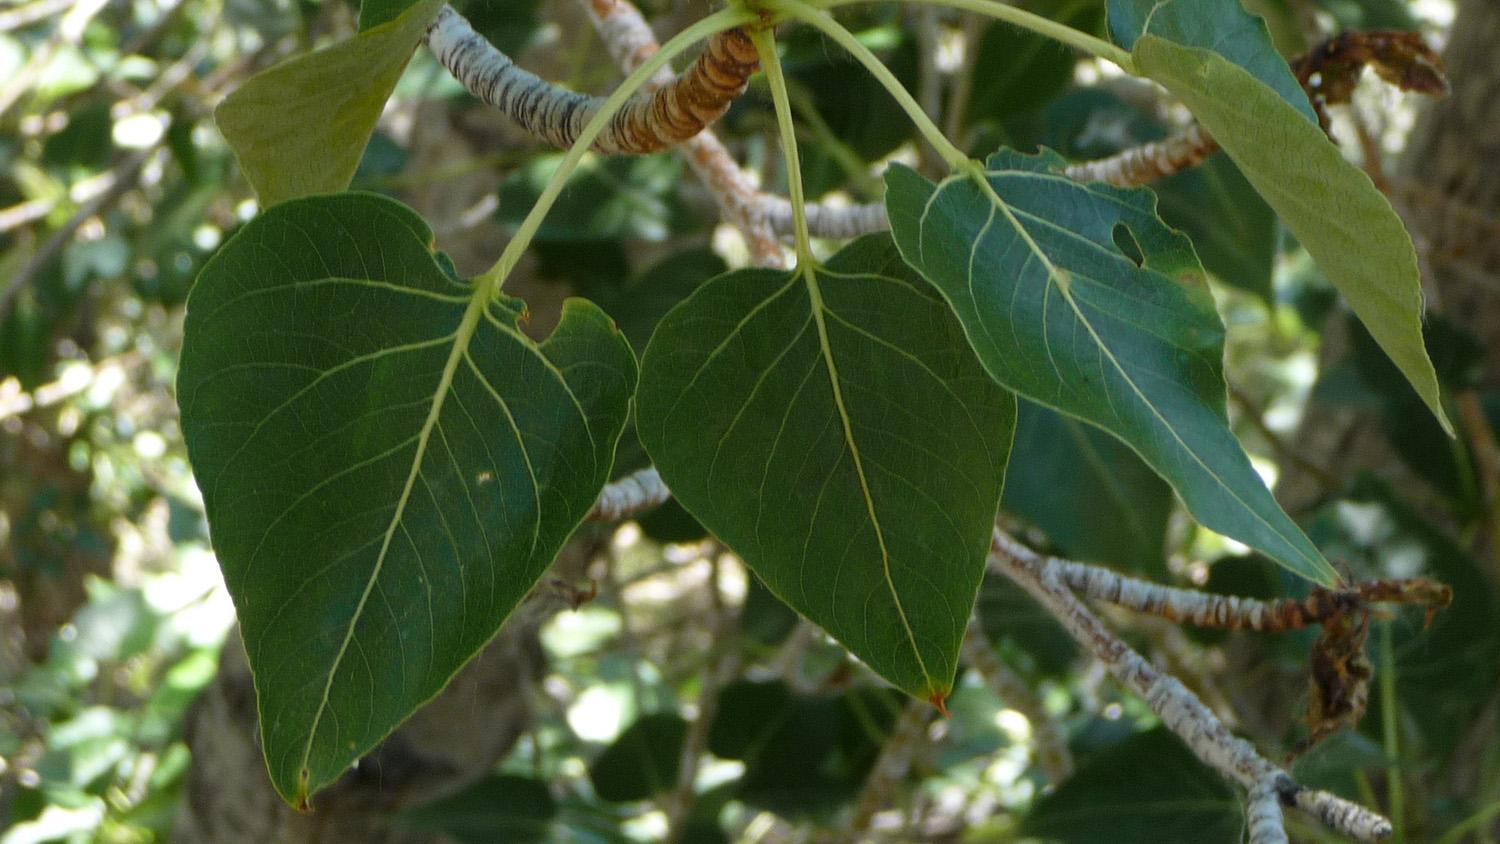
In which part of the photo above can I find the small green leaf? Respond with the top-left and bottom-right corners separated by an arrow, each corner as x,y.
589,713 -> 690,802
1131,33 -> 1451,435
177,193 -> 636,805
886,152 -> 1337,586
215,0 -> 443,207
636,235 -> 1016,701
1108,0 -> 1318,124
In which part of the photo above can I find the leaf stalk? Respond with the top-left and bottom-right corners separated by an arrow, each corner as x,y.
770,0 -> 972,172
809,0 -> 1135,72
471,6 -> 756,298
749,26 -> 815,264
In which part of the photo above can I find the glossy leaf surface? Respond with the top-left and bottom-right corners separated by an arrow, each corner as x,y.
216,0 -> 443,207
1130,31 -> 1450,434
886,151 -> 1336,586
636,235 -> 1016,700
177,193 -> 636,805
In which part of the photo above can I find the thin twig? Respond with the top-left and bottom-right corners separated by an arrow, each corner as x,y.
1063,123 -> 1220,187
426,4 -> 759,156
989,528 -> 1394,843
663,553 -> 742,844
0,0 -> 75,32
1249,777 -> 1291,844
0,148 -> 154,319
0,0 -> 110,119
1050,555 -> 1448,631
590,465 -> 672,521
835,698 -> 932,844
961,618 -> 1073,782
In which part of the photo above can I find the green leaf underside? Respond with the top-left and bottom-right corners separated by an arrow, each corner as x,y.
176,193 -> 635,805
1132,35 -> 1451,435
1108,0 -> 1319,124
216,0 -> 444,207
885,151 -> 1336,586
636,235 -> 1016,699
359,0 -> 420,31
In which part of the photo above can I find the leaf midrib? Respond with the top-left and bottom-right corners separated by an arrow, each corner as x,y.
295,281 -> 493,794
801,263 -> 935,692
953,171 -> 1320,576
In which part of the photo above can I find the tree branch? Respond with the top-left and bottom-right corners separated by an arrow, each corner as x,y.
425,4 -> 759,156
837,698 -> 932,844
961,618 -> 1073,782
589,466 -> 671,521
988,528 -> 1394,843
584,459 -> 1400,842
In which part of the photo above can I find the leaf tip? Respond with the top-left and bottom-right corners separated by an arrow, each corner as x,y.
294,770 -> 313,812
926,690 -> 951,717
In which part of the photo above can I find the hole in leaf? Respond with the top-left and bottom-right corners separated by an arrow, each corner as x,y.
1112,222 -> 1145,268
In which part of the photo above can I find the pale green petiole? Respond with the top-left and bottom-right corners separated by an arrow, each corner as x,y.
770,0 -> 974,172
749,27 -> 813,264
471,6 -> 757,298
809,0 -> 1134,72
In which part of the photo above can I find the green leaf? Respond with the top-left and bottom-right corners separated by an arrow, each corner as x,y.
1130,33 -> 1452,435
589,713 -> 690,802
1108,0 -> 1318,124
359,0 -> 418,30
636,234 -> 1016,701
393,775 -> 557,843
1023,727 -> 1241,843
1004,398 -> 1172,578
176,192 -> 636,805
708,680 -> 904,818
885,151 -> 1336,586
965,0 -> 1102,126
215,0 -> 443,207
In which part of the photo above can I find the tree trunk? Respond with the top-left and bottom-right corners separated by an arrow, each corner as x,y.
170,619 -> 544,844
1278,0 -> 1500,515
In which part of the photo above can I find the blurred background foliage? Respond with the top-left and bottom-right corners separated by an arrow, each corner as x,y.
1,0 -> 1499,841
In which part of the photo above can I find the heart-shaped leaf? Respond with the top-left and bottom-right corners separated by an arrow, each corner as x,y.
636,234 -> 1016,701
1126,26 -> 1450,435
216,0 -> 443,207
177,192 -> 636,805
886,150 -> 1337,586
